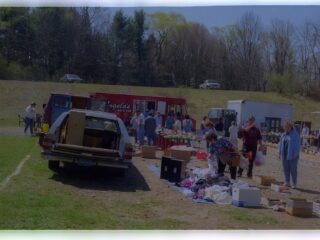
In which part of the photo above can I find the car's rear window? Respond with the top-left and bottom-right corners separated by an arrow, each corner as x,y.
85,117 -> 118,132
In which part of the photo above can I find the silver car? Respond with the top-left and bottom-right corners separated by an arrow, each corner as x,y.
41,109 -> 134,175
199,79 -> 221,89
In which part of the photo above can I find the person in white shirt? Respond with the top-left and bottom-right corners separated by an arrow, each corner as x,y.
24,102 -> 36,136
137,110 -> 145,146
154,111 -> 163,129
130,111 -> 139,142
174,113 -> 182,134
229,121 -> 238,149
301,124 -> 310,147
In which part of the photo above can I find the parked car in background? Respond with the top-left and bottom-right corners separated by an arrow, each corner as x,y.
199,79 -> 221,89
60,74 -> 83,83
41,109 -> 134,175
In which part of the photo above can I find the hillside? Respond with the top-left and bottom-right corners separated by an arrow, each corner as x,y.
1,80 -> 320,128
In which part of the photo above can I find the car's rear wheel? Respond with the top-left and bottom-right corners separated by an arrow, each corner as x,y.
48,160 -> 60,172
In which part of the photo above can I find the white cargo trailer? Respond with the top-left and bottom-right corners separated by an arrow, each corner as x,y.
227,100 -> 293,132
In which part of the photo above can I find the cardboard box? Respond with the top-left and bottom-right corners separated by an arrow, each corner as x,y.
261,197 -> 281,208
271,183 -> 290,193
65,111 -> 86,145
286,198 -> 313,217
232,187 -> 261,207
169,145 -> 194,162
254,175 -> 277,186
141,145 -> 157,159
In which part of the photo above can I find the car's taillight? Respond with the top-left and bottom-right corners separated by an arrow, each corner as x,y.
124,143 -> 134,161
42,135 -> 53,149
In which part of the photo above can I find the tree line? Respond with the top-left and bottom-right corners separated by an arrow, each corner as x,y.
1,7 -> 320,98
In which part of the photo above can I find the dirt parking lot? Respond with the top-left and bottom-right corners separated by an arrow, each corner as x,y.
55,147 -> 320,229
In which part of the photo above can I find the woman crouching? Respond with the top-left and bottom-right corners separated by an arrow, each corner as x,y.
206,132 -> 238,180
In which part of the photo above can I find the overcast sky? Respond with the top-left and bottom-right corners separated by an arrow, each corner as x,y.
1,1 -> 319,29
108,5 -> 320,29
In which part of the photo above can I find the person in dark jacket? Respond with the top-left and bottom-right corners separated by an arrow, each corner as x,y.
215,118 -> 224,137
144,112 -> 157,145
206,132 -> 237,180
237,116 -> 263,178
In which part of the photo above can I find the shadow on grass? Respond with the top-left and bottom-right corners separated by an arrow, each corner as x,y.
295,187 -> 320,195
49,165 -> 150,192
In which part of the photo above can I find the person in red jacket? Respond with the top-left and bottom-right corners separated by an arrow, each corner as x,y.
237,116 -> 263,178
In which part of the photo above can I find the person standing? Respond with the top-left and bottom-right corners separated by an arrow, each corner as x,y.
130,111 -> 139,143
174,113 -> 182,133
165,113 -> 174,130
144,112 -> 157,145
24,102 -> 36,136
154,111 -> 163,129
301,124 -> 310,148
137,110 -> 145,146
278,122 -> 301,188
200,116 -> 208,135
215,118 -> 224,137
237,116 -> 263,178
182,114 -> 193,133
229,121 -> 238,149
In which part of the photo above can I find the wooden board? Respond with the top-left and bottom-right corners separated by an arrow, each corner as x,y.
65,111 -> 86,145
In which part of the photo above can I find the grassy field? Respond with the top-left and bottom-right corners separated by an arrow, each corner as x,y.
0,136 -> 186,229
0,136 -> 36,182
0,80 -> 320,128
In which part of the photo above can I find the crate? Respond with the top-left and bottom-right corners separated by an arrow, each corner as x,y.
160,156 -> 186,183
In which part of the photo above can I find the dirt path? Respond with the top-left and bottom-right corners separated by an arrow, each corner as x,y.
50,147 -> 320,229
0,127 -> 26,136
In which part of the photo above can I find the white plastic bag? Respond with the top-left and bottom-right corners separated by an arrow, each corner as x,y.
255,151 -> 266,166
239,155 -> 249,169
204,185 -> 232,204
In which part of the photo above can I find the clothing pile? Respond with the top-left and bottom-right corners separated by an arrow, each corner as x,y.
176,167 -> 249,204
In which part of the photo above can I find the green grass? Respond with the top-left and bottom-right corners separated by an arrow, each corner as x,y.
221,207 -> 279,226
0,136 -> 36,182
0,80 -> 320,128
0,137 -> 187,229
